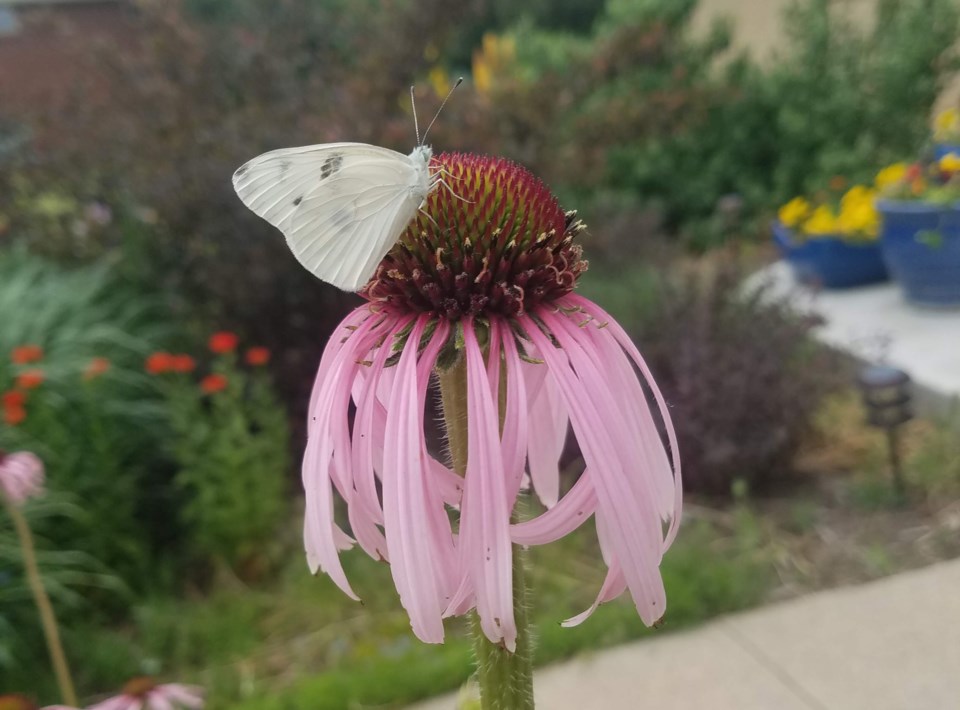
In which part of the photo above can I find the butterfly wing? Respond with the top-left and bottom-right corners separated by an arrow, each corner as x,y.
232,142 -> 429,292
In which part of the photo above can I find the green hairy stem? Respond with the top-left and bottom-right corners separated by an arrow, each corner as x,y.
438,354 -> 535,710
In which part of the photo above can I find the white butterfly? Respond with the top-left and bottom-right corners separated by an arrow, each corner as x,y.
233,143 -> 435,291
232,81 -> 461,293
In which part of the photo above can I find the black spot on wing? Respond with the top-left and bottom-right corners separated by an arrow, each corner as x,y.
293,196 -> 303,206
321,153 -> 344,180
235,164 -> 249,177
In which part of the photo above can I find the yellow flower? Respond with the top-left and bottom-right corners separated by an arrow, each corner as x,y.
803,205 -> 838,235
472,54 -> 492,95
778,196 -> 811,228
938,152 -> 960,173
837,200 -> 879,238
875,162 -> 907,190
428,66 -> 451,98
840,185 -> 875,208
472,32 -> 516,97
935,108 -> 960,141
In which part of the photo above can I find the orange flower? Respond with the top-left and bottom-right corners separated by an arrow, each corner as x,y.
145,352 -> 174,375
84,357 -> 111,381
245,347 -> 270,366
200,373 -> 228,394
1,390 -> 25,408
16,370 -> 44,390
209,331 -> 239,354
11,344 -> 43,365
3,405 -> 26,426
828,175 -> 848,191
170,354 -> 196,373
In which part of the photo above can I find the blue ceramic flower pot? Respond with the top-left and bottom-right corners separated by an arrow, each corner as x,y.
933,143 -> 960,160
876,200 -> 960,307
772,222 -> 889,289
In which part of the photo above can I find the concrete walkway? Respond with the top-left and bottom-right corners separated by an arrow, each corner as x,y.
411,558 -> 960,710
752,262 -> 960,414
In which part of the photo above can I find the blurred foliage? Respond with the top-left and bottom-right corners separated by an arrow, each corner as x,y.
0,0 -> 482,417
0,493 -> 124,685
1,0 -> 956,383
17,504 -> 770,707
161,348 -> 289,573
635,258 -> 842,494
0,250 -> 173,580
471,0 -> 960,248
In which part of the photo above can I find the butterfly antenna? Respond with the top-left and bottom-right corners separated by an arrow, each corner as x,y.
421,77 -> 463,145
410,85 -> 422,146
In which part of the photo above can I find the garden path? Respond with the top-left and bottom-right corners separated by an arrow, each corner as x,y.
753,261 -> 960,415
411,557 -> 960,709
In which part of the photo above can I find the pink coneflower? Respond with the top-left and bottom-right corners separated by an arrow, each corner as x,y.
0,451 -> 44,505
302,153 -> 681,652
87,678 -> 203,710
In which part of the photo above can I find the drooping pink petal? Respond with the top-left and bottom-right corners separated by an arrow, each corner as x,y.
565,294 -> 683,545
155,684 -> 203,709
427,456 -> 464,508
413,319 -> 459,598
146,693 -> 174,710
354,332 -> 463,510
549,312 -> 672,553
306,305 -> 378,436
562,561 -> 627,627
564,509 -> 629,626
302,311 -> 386,598
498,322 -> 529,504
459,320 -> 516,651
87,698 -> 141,710
348,315 -> 412,562
524,365 -> 567,508
381,317 -> 455,643
584,322 -> 675,522
511,468 -> 597,546
525,312 -> 666,626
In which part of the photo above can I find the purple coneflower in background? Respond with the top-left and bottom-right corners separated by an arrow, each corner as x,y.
302,153 -> 681,654
86,679 -> 203,710
0,451 -> 44,505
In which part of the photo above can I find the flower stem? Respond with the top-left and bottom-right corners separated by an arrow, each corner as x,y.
3,495 -> 78,706
438,355 -> 535,710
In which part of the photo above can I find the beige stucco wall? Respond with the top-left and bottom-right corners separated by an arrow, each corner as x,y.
690,0 -> 957,114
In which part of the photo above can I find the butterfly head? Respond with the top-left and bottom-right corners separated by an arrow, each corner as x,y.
412,145 -> 433,166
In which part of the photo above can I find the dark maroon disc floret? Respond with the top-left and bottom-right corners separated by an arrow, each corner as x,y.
364,153 -> 588,320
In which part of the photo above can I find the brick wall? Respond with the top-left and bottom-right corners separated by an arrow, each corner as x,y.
0,1 -> 139,120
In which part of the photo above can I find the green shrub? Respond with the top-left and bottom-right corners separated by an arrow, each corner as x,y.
154,340 -> 289,572
604,0 -> 960,245
0,250 -> 175,582
451,0 -> 960,248
0,491 -> 124,692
